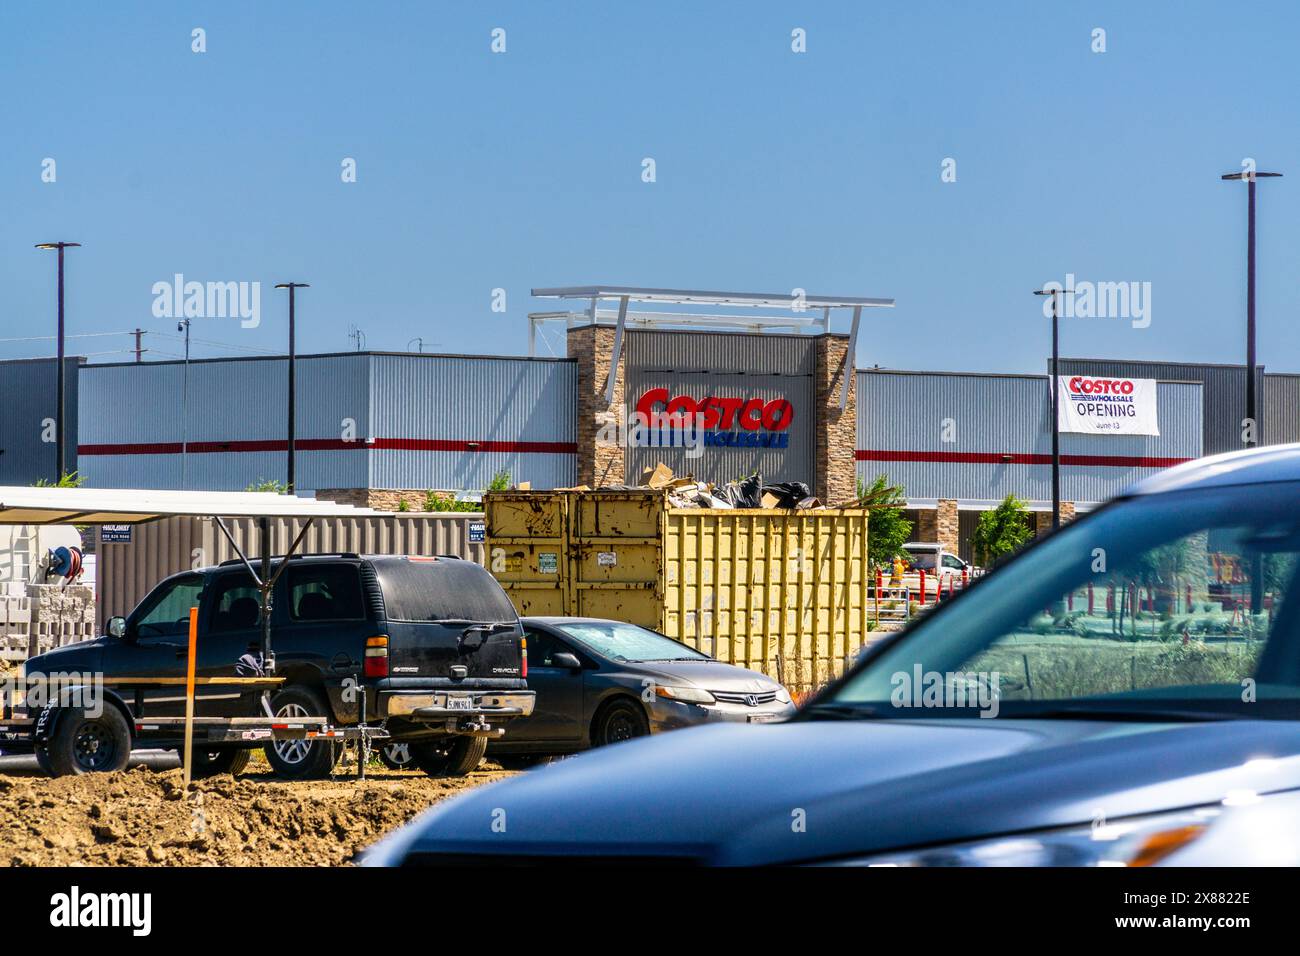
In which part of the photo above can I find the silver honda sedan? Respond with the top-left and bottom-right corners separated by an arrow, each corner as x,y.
485,617 -> 794,765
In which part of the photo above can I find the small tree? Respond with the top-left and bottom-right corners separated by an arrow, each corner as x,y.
33,471 -> 86,488
856,474 -> 912,570
971,495 -> 1032,567
246,479 -> 289,494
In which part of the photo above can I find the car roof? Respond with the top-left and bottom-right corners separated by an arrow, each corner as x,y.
1124,442 -> 1300,497
522,616 -> 625,626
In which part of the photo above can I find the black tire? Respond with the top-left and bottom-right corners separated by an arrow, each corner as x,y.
45,707 -> 132,777
188,747 -> 252,779
377,742 -> 413,771
409,735 -> 488,777
33,744 -> 54,777
262,686 -> 340,780
594,698 -> 650,748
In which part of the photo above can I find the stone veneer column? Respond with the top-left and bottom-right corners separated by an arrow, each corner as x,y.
915,508 -> 938,542
1034,503 -> 1077,536
567,324 -> 625,488
812,333 -> 857,505
936,499 -> 959,555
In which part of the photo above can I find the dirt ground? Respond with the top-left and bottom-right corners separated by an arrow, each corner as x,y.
0,751 -> 513,867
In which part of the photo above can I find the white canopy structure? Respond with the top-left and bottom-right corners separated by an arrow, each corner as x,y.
0,486 -> 382,526
528,284 -> 895,409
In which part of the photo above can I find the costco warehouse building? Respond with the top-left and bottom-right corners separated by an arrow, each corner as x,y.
3,290 -> 1291,562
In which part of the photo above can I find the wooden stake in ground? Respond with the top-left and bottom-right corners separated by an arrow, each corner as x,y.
181,606 -> 199,790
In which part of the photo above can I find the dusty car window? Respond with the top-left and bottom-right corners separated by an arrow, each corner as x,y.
835,483 -> 1300,717
554,621 -> 708,663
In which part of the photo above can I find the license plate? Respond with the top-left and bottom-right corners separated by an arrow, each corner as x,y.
444,695 -> 474,712
747,713 -> 782,723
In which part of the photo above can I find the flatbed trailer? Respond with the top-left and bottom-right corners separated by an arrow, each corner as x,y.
0,673 -> 393,778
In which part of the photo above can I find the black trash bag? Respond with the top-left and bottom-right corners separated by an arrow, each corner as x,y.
760,481 -> 811,508
718,474 -> 763,508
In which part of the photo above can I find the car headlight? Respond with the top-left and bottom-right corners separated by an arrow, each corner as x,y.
775,687 -> 793,705
832,807 -> 1222,867
654,685 -> 716,705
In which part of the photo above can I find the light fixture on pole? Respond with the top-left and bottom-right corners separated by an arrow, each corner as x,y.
1222,166 -> 1281,616
1220,168 -> 1281,448
1034,287 -> 1075,531
274,282 -> 309,493
34,241 -> 81,482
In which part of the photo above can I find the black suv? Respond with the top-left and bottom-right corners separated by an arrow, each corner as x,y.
24,553 -> 533,779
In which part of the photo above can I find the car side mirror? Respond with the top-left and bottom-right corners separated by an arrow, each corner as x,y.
108,616 -> 129,640
551,651 -> 583,670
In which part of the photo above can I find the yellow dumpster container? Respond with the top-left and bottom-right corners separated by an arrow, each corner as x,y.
485,489 -> 871,694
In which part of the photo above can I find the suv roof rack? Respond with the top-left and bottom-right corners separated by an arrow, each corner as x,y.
217,552 -> 361,567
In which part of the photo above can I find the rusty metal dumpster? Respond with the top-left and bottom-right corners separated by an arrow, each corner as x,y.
485,489 -> 871,693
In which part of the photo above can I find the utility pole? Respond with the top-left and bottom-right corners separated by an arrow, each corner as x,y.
1034,286 -> 1075,531
35,241 -> 81,482
274,283 -> 309,493
133,328 -> 145,363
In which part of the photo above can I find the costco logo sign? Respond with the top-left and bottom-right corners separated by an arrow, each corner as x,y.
632,388 -> 794,449
1057,376 -> 1160,436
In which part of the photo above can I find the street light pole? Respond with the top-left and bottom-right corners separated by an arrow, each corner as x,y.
1221,168 -> 1281,448
274,283 -> 309,493
1034,287 -> 1074,531
178,318 -> 192,488
35,241 -> 81,482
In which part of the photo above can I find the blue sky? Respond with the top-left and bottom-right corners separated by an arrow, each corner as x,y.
3,0 -> 1299,374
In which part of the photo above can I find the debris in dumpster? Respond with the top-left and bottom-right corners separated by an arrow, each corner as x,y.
591,463 -> 834,510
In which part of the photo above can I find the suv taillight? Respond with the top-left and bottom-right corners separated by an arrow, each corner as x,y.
364,635 -> 389,678
520,635 -> 527,678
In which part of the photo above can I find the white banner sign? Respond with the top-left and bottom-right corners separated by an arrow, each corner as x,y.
1057,376 -> 1159,436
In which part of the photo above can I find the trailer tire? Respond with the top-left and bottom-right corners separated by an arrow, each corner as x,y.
263,686 -> 340,780
409,735 -> 487,777
189,747 -> 252,779
45,707 -> 132,777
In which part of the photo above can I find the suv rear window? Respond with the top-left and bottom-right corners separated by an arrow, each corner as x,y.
287,564 -> 365,621
373,558 -> 518,624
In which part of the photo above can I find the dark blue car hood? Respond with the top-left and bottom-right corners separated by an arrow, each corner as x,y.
393,717 -> 1300,864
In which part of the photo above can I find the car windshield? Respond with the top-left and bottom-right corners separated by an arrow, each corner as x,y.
552,621 -> 709,663
822,481 -> 1300,721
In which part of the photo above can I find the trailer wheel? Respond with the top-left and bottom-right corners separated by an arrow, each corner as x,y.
45,707 -> 132,777
189,747 -> 252,779
263,686 -> 340,780
409,735 -> 487,777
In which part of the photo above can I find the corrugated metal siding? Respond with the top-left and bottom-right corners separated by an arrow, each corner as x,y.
367,354 -> 576,490
1057,358 -> 1266,455
1264,373 -> 1300,445
95,513 -> 486,631
856,370 -> 1203,506
623,330 -> 815,484
0,358 -> 80,484
78,355 -> 370,491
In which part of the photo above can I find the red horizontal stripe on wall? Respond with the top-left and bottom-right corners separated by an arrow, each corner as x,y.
855,449 -> 1192,469
78,438 -> 578,456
